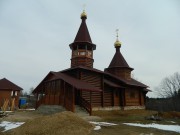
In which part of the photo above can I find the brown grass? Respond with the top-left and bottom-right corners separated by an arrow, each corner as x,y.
1,109 -> 180,135
90,110 -> 180,135
92,109 -> 157,117
89,123 -> 179,135
92,109 -> 157,122
159,111 -> 180,118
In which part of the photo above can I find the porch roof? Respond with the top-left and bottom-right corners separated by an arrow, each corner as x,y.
51,72 -> 102,92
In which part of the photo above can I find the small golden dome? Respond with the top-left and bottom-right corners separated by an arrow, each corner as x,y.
114,39 -> 121,47
81,10 -> 87,18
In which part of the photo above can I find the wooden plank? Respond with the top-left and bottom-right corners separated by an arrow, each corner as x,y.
72,87 -> 75,112
81,71 -> 101,89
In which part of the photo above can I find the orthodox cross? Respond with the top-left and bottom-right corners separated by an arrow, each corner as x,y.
83,4 -> 86,11
116,29 -> 119,40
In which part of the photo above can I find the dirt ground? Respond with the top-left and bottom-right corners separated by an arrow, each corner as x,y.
0,109 -> 180,135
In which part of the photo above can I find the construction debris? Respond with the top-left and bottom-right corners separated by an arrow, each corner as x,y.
145,115 -> 163,121
0,112 -> 8,118
1,98 -> 16,112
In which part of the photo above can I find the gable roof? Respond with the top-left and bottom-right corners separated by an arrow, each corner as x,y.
108,47 -> 133,70
51,72 -> 102,92
0,78 -> 23,91
61,66 -> 148,88
33,65 -> 148,94
33,71 -> 102,93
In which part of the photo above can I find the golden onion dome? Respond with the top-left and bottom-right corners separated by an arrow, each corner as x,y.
81,10 -> 87,18
114,39 -> 121,47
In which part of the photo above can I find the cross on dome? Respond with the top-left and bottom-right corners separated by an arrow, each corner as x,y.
81,4 -> 87,19
114,29 -> 121,47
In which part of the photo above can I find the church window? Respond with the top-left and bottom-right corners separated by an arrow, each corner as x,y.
80,52 -> 86,55
78,45 -> 86,49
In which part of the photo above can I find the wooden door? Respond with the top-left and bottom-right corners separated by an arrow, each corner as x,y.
114,89 -> 120,106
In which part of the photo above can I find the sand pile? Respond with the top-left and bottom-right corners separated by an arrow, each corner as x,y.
5,111 -> 93,135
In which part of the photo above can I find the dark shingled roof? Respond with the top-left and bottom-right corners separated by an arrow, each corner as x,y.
108,47 -> 133,70
51,72 -> 102,92
61,66 -> 148,88
69,13 -> 96,50
128,78 -> 148,88
104,72 -> 148,88
61,66 -> 104,74
0,78 -> 23,91
33,71 -> 102,93
104,79 -> 124,88
74,16 -> 92,43
33,66 -> 148,94
143,88 -> 152,92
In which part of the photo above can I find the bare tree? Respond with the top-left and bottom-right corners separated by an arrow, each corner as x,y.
21,91 -> 28,96
152,72 -> 180,111
156,72 -> 180,98
29,87 -> 34,95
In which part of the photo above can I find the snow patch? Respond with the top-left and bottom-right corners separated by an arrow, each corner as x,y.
94,125 -> 101,130
27,108 -> 35,111
0,121 -> 25,132
168,121 -> 176,124
19,108 -> 35,111
90,121 -> 117,126
123,123 -> 180,133
0,111 -> 13,113
90,121 -> 117,130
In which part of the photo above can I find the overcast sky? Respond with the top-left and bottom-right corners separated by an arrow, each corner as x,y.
0,0 -> 179,97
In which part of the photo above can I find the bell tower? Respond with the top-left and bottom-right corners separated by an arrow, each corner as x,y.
69,10 -> 96,68
105,29 -> 134,80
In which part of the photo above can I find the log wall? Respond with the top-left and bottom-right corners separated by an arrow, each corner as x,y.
81,71 -> 102,107
105,68 -> 131,80
81,71 -> 101,89
71,57 -> 94,68
91,91 -> 101,107
82,91 -> 90,102
125,88 -> 140,106
37,80 -> 75,112
140,92 -> 145,105
114,90 -> 120,106
0,90 -> 20,107
104,85 -> 113,107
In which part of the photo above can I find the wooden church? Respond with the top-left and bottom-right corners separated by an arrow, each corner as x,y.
33,10 -> 150,115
